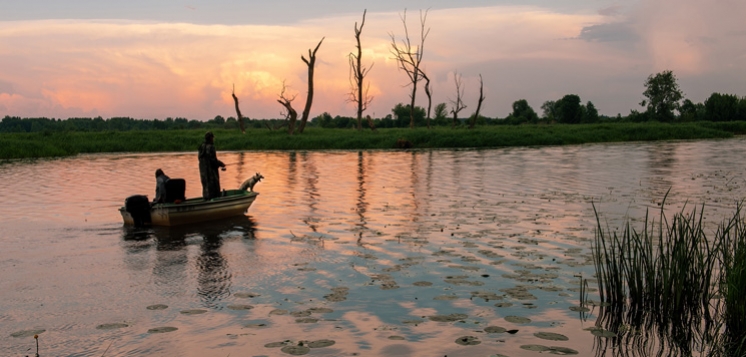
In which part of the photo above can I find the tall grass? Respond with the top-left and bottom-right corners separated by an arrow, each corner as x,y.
592,199 -> 746,356
2,121 -> 744,160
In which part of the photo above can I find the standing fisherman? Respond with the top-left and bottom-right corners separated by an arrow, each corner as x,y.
198,131 -> 226,200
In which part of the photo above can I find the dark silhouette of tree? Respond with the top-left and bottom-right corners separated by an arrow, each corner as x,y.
507,99 -> 538,124
276,81 -> 297,134
641,70 -> 683,122
348,10 -> 373,131
469,74 -> 485,129
556,94 -> 583,124
298,38 -> 324,133
231,84 -> 246,133
390,9 -> 429,129
583,101 -> 599,123
449,72 -> 467,128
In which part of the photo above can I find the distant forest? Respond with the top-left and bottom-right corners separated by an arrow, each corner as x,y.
2,89 -> 746,133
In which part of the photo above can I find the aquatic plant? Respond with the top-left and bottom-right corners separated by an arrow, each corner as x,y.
592,198 -> 746,356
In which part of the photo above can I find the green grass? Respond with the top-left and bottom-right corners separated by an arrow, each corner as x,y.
2,121 -> 746,160
592,198 -> 746,356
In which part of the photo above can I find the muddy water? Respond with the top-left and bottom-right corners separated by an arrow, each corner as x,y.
1,138 -> 745,357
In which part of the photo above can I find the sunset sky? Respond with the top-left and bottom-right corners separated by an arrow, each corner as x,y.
1,0 -> 745,121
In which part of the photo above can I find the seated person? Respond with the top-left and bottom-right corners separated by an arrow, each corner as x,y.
152,169 -> 170,205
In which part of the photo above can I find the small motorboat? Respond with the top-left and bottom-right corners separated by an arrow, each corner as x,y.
120,173 -> 263,227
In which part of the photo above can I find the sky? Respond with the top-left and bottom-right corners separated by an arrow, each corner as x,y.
1,0 -> 745,120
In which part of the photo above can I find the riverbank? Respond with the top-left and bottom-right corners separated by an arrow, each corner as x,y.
3,121 -> 746,160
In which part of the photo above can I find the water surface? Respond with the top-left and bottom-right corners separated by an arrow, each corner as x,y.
2,138 -> 745,356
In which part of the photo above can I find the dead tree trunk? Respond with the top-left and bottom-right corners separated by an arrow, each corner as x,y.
421,71 -> 432,129
298,38 -> 324,134
450,72 -> 467,128
277,82 -> 297,135
469,74 -> 485,129
231,84 -> 246,134
349,10 -> 373,131
390,9 -> 429,129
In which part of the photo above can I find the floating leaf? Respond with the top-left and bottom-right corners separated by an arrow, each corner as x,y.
295,318 -> 318,323
308,339 -> 335,348
227,304 -> 254,310
534,332 -> 569,341
244,323 -> 267,328
548,346 -> 579,355
281,345 -> 310,355
96,323 -> 128,330
434,295 -> 459,301
590,329 -> 617,338
495,302 -> 513,308
148,326 -> 178,334
484,326 -> 507,333
388,335 -> 406,340
10,329 -> 45,338
234,292 -> 260,298
146,304 -> 168,310
413,281 -> 433,286
180,309 -> 207,315
521,344 -> 550,352
455,336 -> 481,345
429,313 -> 468,322
505,316 -> 531,323
569,306 -> 590,312
270,309 -> 289,315
265,341 -> 290,348
308,307 -> 334,314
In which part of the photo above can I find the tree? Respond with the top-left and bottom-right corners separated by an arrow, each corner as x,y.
390,9 -> 430,129
556,94 -> 582,124
509,99 -> 538,124
392,103 -> 426,127
298,38 -> 324,133
469,74 -> 485,129
421,71 -> 433,129
348,10 -> 373,131
541,100 -> 557,122
641,70 -> 683,122
704,93 -> 743,122
449,72 -> 467,128
434,102 -> 448,125
230,85 -> 246,133
276,81 -> 297,134
583,101 -> 599,123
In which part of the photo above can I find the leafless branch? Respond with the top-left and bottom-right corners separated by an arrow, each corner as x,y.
450,71 -> 467,128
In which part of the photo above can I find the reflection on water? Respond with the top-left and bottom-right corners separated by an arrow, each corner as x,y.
1,138 -> 746,356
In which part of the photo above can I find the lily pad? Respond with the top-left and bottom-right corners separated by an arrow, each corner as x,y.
434,295 -> 459,301
281,345 -> 310,355
307,307 -> 334,314
96,323 -> 128,330
244,323 -> 267,328
308,339 -> 336,348
504,316 -> 531,323
291,310 -> 311,317
590,329 -> 617,338
388,335 -> 406,340
534,332 -> 569,341
521,344 -> 550,352
265,341 -> 290,348
234,292 -> 260,298
295,317 -> 318,323
455,336 -> 481,346
403,319 -> 425,326
495,302 -> 513,308
147,326 -> 178,334
180,309 -> 207,315
270,309 -> 289,315
10,329 -> 45,338
548,346 -> 579,355
146,304 -> 168,310
484,326 -> 507,333
569,306 -> 590,312
227,304 -> 254,310
429,313 -> 468,322
413,281 -> 433,286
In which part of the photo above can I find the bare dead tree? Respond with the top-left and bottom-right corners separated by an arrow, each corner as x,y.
276,81 -> 298,135
450,72 -> 467,128
365,115 -> 377,131
469,74 -> 485,129
348,10 -> 374,131
421,70 -> 432,129
390,9 -> 430,129
297,37 -> 324,134
231,84 -> 246,134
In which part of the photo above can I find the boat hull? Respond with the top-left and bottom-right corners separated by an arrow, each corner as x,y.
120,190 -> 258,226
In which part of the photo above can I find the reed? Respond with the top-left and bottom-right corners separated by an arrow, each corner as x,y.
2,121 -> 743,160
592,199 -> 746,356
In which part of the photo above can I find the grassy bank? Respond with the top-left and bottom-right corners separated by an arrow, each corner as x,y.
3,121 -> 746,160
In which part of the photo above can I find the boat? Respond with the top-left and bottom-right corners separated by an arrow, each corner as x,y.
120,173 -> 262,227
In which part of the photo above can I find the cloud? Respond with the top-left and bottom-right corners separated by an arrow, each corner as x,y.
578,22 -> 639,43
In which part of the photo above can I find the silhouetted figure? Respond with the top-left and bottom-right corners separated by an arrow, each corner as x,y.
152,168 -> 170,205
198,131 -> 226,200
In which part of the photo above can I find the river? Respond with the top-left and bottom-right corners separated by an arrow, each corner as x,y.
1,138 -> 745,356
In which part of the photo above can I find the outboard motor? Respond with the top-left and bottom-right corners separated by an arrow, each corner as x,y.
124,195 -> 151,227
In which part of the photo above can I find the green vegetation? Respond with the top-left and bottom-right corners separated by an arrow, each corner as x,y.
3,121 -> 746,160
592,199 -> 746,356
